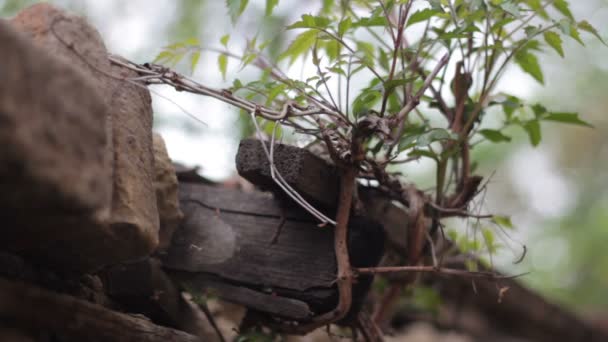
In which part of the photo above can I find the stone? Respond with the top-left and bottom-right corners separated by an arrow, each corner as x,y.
236,139 -> 340,209
153,133 -> 183,251
0,3 -> 159,271
0,19 -> 111,271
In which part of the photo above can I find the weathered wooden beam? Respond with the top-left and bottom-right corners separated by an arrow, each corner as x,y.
0,277 -> 201,342
162,183 -> 384,321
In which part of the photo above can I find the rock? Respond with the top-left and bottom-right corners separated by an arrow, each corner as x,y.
0,19 -> 111,271
236,139 -> 340,209
0,3 -> 159,272
153,133 -> 183,251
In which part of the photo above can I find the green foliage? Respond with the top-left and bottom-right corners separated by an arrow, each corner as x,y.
227,0 -> 249,23
411,286 -> 442,315
492,215 -> 514,230
235,329 -> 278,342
154,38 -> 202,73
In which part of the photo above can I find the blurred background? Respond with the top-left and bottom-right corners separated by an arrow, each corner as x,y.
2,0 -> 607,317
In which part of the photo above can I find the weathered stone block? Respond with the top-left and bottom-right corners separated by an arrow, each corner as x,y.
0,3 -> 159,271
236,139 -> 340,209
153,133 -> 183,251
0,18 -> 110,271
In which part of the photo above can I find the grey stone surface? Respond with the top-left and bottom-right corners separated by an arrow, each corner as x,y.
153,133 -> 183,251
0,3 -> 159,271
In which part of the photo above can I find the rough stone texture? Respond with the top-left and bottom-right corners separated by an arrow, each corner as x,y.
236,139 -> 340,209
0,19 -> 112,271
0,3 -> 158,271
153,133 -> 183,251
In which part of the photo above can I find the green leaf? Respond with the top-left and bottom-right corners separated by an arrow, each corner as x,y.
478,129 -> 511,143
164,42 -> 186,50
351,89 -> 381,117
412,286 -> 442,315
524,25 -> 540,38
416,129 -> 453,146
569,24 -> 585,46
338,17 -> 352,37
353,16 -> 388,27
501,95 -> 521,120
525,0 -> 548,19
426,0 -> 443,11
226,0 -> 249,23
407,9 -> 440,27
378,48 -> 390,71
263,121 -> 283,138
398,135 -> 418,152
265,0 -> 279,16
578,20 -> 607,46
218,54 -> 228,80
168,52 -> 185,66
279,29 -> 318,65
515,50 -> 544,84
543,31 -> 564,57
408,149 -> 438,160
241,53 -> 257,68
220,34 -> 230,47
356,41 -> 375,64
447,229 -> 459,242
287,14 -> 330,30
184,37 -> 200,46
232,78 -> 243,90
464,259 -> 479,272
544,112 -> 592,127
531,103 -> 547,118
557,19 -> 571,35
523,120 -> 541,146
190,51 -> 201,73
482,228 -> 497,253
553,0 -> 574,21
383,77 -> 417,94
492,215 -> 514,229
500,2 -> 521,18
154,50 -> 174,63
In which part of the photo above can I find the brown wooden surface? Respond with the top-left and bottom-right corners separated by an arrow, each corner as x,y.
162,182 -> 384,321
0,277 -> 201,342
169,271 -> 313,320
162,183 -> 338,319
165,183 -> 336,291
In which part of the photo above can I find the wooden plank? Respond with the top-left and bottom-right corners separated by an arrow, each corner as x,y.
0,277 -> 201,342
165,184 -> 336,291
236,139 -> 339,209
162,183 -> 385,320
169,271 -> 313,320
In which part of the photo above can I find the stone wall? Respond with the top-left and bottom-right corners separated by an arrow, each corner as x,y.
0,3 -> 182,273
